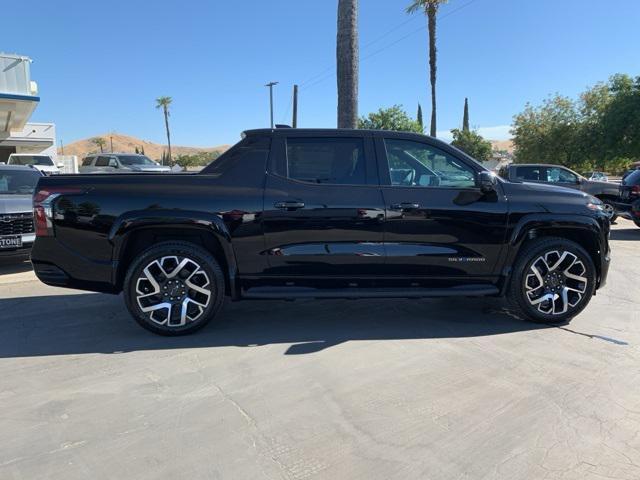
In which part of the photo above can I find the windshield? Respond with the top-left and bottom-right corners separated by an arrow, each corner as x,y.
117,155 -> 157,166
0,170 -> 41,194
9,155 -> 54,166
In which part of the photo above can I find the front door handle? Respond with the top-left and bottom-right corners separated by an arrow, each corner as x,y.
274,201 -> 305,210
391,202 -> 420,210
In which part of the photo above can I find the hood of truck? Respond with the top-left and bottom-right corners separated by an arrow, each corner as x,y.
501,180 -> 597,215
126,165 -> 172,173
0,193 -> 33,214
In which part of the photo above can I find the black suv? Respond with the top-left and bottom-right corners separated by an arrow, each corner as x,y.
498,164 -> 620,220
32,129 -> 610,335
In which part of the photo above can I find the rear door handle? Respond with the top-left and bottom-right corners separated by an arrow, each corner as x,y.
391,202 -> 420,210
274,201 -> 305,210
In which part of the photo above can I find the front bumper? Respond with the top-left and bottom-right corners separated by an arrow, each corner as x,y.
0,233 -> 34,258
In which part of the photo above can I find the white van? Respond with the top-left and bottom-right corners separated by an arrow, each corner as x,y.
7,153 -> 62,175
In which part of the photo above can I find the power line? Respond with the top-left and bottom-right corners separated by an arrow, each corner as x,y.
301,0 -> 480,92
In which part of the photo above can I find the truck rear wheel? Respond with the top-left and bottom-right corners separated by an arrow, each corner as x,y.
123,241 -> 226,335
507,237 -> 596,324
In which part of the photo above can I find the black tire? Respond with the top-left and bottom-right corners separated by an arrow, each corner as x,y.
507,237 -> 596,324
123,241 -> 226,336
601,200 -> 617,223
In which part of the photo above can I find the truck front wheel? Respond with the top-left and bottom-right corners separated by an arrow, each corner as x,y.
123,241 -> 226,335
507,237 -> 596,324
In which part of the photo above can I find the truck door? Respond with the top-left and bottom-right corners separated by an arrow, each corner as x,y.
376,136 -> 508,280
262,133 -> 386,279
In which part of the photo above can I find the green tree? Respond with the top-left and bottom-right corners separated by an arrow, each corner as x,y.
155,96 -> 173,165
406,0 -> 448,137
512,74 -> 640,174
358,105 -> 423,133
462,97 -> 470,132
175,151 -> 221,169
512,95 -> 585,169
417,103 -> 424,131
450,128 -> 492,162
337,0 -> 359,129
91,137 -> 106,153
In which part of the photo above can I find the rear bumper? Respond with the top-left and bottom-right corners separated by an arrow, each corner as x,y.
31,237 -> 118,293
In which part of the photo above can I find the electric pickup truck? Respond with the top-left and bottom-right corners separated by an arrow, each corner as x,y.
31,129 -> 611,335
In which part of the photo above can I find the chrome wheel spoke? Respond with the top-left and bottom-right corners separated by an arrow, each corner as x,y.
135,255 -> 212,327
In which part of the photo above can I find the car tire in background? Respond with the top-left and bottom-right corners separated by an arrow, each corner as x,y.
507,237 -> 596,324
123,241 -> 226,335
601,200 -> 618,223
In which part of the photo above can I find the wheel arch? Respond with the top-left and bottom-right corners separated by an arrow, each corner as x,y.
109,211 -> 238,297
500,214 -> 605,294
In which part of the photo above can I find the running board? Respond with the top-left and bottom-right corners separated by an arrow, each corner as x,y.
242,285 -> 499,300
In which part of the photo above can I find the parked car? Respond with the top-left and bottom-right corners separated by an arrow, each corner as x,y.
618,169 -> 640,226
31,129 -> 610,335
583,171 -> 609,182
79,153 -> 171,173
622,167 -> 640,182
630,199 -> 640,228
0,165 -> 41,258
7,153 -> 62,175
498,163 -> 620,220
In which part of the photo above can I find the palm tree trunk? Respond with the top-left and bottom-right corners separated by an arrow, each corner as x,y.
337,0 -> 359,129
163,106 -> 172,165
427,3 -> 437,137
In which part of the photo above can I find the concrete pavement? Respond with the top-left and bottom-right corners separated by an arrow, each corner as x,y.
1,222 -> 639,479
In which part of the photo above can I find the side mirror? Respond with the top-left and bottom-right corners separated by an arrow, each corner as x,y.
108,160 -> 118,168
478,171 -> 497,193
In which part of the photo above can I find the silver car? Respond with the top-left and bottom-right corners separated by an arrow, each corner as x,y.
79,153 -> 171,173
0,165 -> 41,259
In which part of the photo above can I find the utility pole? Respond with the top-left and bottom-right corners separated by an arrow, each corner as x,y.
60,139 -> 64,155
292,84 -> 299,128
265,81 -> 278,128
110,135 -> 114,153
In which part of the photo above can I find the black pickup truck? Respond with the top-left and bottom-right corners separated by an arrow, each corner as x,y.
32,129 -> 611,335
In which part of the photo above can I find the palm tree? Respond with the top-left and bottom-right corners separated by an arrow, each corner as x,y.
407,0 -> 448,137
155,96 -> 173,165
91,137 -> 106,153
462,97 -> 470,132
337,0 -> 359,129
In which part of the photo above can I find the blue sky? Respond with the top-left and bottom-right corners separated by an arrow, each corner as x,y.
4,0 -> 640,147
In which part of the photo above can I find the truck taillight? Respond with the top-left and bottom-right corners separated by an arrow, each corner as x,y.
33,187 -> 83,237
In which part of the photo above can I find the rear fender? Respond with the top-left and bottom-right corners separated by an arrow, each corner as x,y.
108,210 -> 238,295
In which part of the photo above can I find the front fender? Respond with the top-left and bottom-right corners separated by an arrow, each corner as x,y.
108,209 -> 238,291
497,213 -> 609,293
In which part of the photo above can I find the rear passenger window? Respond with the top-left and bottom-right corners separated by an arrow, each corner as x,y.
284,137 -> 366,185
95,156 -> 110,167
81,157 -> 93,166
515,167 -> 542,181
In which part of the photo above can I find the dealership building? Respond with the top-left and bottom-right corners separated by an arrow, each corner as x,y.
0,53 -> 56,164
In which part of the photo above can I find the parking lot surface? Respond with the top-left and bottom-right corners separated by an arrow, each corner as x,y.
1,223 -> 639,479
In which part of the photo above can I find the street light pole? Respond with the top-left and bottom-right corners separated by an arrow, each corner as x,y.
265,81 -> 278,128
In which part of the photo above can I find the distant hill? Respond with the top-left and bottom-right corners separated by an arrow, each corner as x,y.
59,133 -> 230,160
490,139 -> 514,154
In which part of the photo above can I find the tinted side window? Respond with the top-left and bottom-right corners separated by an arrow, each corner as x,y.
81,157 -> 94,166
514,166 -> 542,181
201,136 -> 271,186
384,139 -> 475,188
95,156 -> 110,167
284,137 -> 366,185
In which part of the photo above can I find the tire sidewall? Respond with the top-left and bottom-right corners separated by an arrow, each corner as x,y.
123,242 -> 225,336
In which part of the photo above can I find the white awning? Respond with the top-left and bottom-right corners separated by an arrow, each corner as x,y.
0,93 -> 40,133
